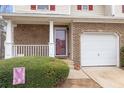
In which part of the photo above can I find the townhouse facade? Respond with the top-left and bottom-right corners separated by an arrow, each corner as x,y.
1,5 -> 124,68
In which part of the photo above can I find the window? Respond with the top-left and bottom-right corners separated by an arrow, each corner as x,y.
31,5 -> 56,11
77,5 -> 93,11
37,5 -> 49,10
83,5 -> 88,11
0,5 -> 13,13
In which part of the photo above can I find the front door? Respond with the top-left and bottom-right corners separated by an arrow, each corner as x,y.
55,27 -> 67,56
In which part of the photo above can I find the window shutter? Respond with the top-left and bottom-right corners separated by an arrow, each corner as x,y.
122,5 -> 124,13
77,5 -> 82,10
50,5 -> 55,11
89,5 -> 93,11
31,5 -> 36,10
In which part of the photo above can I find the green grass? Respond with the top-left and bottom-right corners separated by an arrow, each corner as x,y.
0,56 -> 69,88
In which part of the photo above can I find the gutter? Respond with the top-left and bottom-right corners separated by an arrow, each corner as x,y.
1,13 -> 124,23
1,13 -> 124,19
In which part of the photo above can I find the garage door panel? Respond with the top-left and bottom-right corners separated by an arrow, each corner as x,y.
81,33 -> 118,66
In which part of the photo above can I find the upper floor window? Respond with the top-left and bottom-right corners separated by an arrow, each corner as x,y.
83,5 -> 88,11
0,5 -> 13,13
77,5 -> 93,11
31,5 -> 55,11
37,5 -> 49,10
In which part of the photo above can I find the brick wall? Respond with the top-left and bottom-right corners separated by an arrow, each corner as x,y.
14,24 -> 49,44
72,23 -> 124,64
68,24 -> 72,59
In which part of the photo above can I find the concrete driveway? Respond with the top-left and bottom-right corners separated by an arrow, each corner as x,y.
82,67 -> 124,88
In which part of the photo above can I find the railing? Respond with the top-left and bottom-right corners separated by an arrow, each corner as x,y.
13,44 -> 49,57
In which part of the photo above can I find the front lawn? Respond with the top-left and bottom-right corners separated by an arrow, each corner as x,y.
0,57 -> 69,88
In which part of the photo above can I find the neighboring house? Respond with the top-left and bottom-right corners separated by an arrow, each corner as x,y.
1,5 -> 124,68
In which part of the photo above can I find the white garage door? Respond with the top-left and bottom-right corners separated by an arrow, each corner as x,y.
81,33 -> 119,66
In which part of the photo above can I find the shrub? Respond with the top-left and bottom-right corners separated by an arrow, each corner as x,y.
120,47 -> 124,66
0,57 -> 69,88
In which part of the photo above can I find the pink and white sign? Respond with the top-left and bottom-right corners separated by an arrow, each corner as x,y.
13,67 -> 25,85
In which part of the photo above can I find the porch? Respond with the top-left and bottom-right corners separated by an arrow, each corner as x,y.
5,20 -> 71,59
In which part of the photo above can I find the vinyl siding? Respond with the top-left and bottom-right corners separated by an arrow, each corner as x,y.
114,5 -> 124,17
70,5 -> 105,16
13,5 -> 70,15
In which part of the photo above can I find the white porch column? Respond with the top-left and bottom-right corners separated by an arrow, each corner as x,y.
5,20 -> 14,59
49,21 -> 55,57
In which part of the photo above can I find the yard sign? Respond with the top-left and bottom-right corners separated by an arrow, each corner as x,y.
13,67 -> 25,85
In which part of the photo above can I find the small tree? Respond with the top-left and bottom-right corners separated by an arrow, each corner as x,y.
0,19 -> 6,59
120,47 -> 124,66
0,19 -> 7,31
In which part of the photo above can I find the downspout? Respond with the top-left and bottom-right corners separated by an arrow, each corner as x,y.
111,5 -> 115,16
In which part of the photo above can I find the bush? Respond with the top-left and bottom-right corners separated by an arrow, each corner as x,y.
120,47 -> 124,66
0,57 -> 69,88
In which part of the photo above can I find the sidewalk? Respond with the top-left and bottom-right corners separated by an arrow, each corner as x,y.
60,59 -> 101,88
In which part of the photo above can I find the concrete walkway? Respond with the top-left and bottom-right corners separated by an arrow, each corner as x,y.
82,67 -> 124,88
61,60 -> 101,88
63,59 -> 89,79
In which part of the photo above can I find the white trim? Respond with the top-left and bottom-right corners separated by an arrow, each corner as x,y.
80,34 -> 83,67
12,6 -> 16,13
80,32 -> 120,67
3,13 -> 124,19
115,33 -> 120,67
71,23 -> 73,60
54,27 -> 68,56
49,21 -> 54,43
68,6 -> 71,15
3,13 -> 124,23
